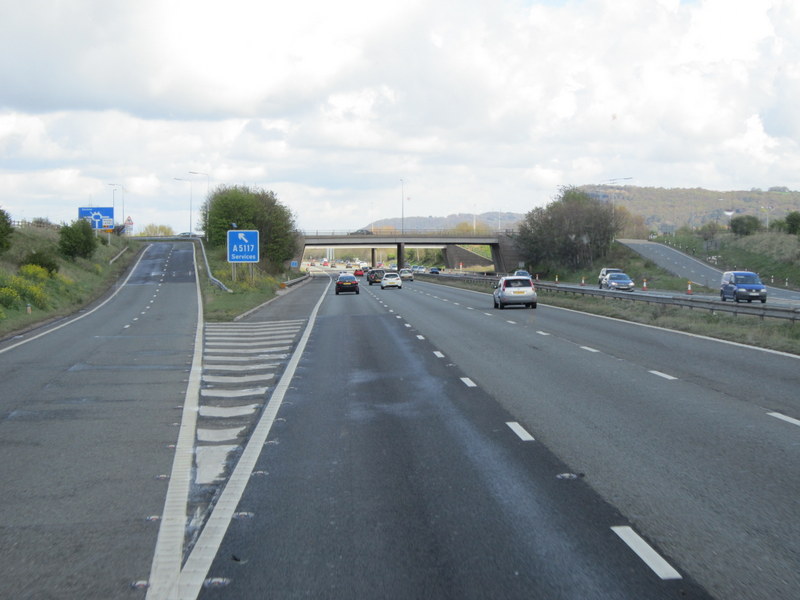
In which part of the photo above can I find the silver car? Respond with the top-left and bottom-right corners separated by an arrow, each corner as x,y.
493,276 -> 537,309
603,272 -> 635,291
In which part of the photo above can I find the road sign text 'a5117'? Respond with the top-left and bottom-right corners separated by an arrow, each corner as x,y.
227,230 -> 260,263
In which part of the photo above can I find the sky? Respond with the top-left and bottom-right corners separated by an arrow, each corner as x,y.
1,0 -> 799,234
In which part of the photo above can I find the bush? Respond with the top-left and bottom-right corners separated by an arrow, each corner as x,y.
8,276 -> 48,309
19,264 -> 51,283
59,219 -> 98,259
0,287 -> 22,308
21,250 -> 60,274
0,207 -> 13,254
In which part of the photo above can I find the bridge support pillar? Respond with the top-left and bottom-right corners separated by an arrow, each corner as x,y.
371,248 -> 377,268
396,243 -> 405,270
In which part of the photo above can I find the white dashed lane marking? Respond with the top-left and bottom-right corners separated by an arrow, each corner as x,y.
506,422 -> 535,441
611,526 -> 682,580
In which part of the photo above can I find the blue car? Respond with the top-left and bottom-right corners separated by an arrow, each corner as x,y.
720,271 -> 766,303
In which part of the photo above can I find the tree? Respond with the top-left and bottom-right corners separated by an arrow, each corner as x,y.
59,219 -> 98,259
0,207 -> 13,254
785,211 -> 800,235
729,215 -> 761,236
137,224 -> 175,236
201,185 -> 298,273
515,186 -> 621,271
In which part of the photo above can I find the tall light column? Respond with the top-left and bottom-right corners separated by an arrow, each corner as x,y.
189,171 -> 209,238
108,183 -> 119,224
400,178 -> 405,234
174,177 -> 193,235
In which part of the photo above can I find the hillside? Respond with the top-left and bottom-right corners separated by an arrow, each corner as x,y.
580,184 -> 799,233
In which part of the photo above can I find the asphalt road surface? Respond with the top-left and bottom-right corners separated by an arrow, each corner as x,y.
0,242 -> 200,599
3,246 -> 798,599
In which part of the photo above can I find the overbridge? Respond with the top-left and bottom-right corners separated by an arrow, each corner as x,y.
298,230 -> 524,273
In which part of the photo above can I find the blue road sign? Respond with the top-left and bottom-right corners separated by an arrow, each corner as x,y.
290,261 -> 298,268
79,207 -> 114,230
227,230 -> 260,263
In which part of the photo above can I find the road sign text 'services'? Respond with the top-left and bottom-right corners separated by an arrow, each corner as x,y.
227,230 -> 260,263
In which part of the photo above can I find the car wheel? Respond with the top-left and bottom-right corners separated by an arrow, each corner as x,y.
531,302 -> 537,309
493,298 -> 498,308
335,291 -> 339,295
720,292 -> 726,301
734,296 -> 740,303
356,290 -> 360,294
761,298 -> 766,303
498,301 -> 504,309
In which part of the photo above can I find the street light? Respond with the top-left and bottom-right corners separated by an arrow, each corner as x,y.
174,177 -> 193,235
108,183 -> 126,231
188,171 -> 209,238
400,178 -> 405,234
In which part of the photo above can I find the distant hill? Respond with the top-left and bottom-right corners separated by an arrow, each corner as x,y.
364,186 -> 799,235
579,185 -> 799,233
365,211 -> 524,232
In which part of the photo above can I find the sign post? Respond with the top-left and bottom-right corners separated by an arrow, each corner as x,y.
227,230 -> 260,281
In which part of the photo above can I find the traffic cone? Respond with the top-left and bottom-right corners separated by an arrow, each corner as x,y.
642,278 -> 648,291
686,281 -> 693,295
555,274 -> 559,285
580,276 -> 585,286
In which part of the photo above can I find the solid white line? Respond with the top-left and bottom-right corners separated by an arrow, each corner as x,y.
611,526 -> 682,580
649,370 -> 678,380
146,246 -> 204,598
768,412 -> 800,427
580,346 -> 600,353
173,276 -> 332,599
506,422 -> 535,441
433,351 -> 445,358
460,377 -> 477,387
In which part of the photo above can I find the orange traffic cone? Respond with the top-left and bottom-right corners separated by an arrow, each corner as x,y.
580,276 -> 585,286
686,281 -> 693,295
642,278 -> 648,291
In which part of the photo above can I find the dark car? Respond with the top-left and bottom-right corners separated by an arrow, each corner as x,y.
603,272 -> 635,291
720,271 -> 766,303
335,274 -> 359,295
429,267 -> 441,274
367,269 -> 386,285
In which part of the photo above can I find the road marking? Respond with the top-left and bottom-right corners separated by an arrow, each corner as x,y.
506,320 -> 517,324
506,422 -> 535,441
404,323 -> 411,328
416,335 -> 425,340
483,312 -> 492,316
460,377 -> 477,387
536,331 -> 550,336
580,346 -> 599,353
768,412 -> 800,427
649,370 -> 678,380
433,351 -> 445,358
611,526 -> 682,580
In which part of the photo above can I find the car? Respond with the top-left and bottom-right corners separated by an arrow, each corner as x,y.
720,271 -> 767,303
493,276 -> 537,309
603,272 -> 635,291
367,269 -> 386,285
598,267 -> 623,288
429,267 -> 440,274
399,268 -> 414,281
353,268 -> 364,276
380,272 -> 402,289
513,269 -> 531,277
335,274 -> 359,295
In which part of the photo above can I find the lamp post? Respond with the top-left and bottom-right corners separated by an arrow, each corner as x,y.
188,171 -> 209,238
174,177 -> 193,235
400,178 -> 405,234
108,183 -> 126,232
108,183 -> 119,224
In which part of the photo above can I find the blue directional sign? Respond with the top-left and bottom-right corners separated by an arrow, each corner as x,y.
79,207 -> 114,230
227,230 -> 260,263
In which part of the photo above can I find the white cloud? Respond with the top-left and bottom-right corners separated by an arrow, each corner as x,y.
2,0 -> 800,231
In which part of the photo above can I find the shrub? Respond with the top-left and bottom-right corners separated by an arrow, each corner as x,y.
59,219 -> 97,259
21,250 -> 59,274
8,276 -> 48,309
19,264 -> 51,283
0,287 -> 22,308
0,207 -> 13,254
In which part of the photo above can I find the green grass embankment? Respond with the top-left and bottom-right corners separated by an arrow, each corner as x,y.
0,227 -> 143,338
